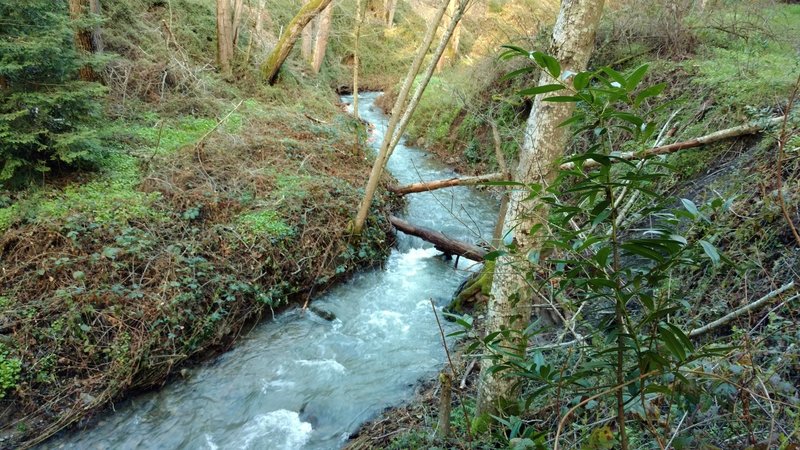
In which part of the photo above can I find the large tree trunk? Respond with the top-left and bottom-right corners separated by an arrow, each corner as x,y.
217,0 -> 234,78
68,0 -> 103,81
476,0 -> 605,417
384,0 -> 398,27
311,2 -> 334,73
261,0 -> 334,84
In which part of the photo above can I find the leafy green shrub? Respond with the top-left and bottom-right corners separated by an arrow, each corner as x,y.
0,0 -> 107,184
0,344 -> 21,399
462,49 -> 797,449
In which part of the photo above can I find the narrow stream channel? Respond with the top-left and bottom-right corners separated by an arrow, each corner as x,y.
46,92 -> 498,450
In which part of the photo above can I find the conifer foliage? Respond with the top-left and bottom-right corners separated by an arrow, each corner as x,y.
0,0 -> 106,185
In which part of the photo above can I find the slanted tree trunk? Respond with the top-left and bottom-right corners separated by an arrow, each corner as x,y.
476,0 -> 605,417
261,0 -> 334,84
311,2 -> 334,73
352,0 -> 470,235
384,0 -> 398,27
351,0 -> 452,235
68,0 -> 103,81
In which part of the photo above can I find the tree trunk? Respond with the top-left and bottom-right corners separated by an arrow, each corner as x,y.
311,2 -> 334,73
232,0 -> 245,47
390,172 -> 505,195
217,0 -> 234,78
301,0 -> 315,62
384,0 -> 398,27
476,0 -> 605,417
353,0 -> 363,120
389,216 -> 487,262
68,0 -> 103,81
261,0 -> 334,84
351,0 -> 452,235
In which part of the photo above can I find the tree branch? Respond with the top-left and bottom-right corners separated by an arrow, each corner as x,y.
688,281 -> 797,338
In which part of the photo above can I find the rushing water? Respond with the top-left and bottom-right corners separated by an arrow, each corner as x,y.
46,93 -> 498,450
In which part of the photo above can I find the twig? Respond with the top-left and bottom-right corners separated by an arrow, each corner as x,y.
664,411 -> 689,450
561,116 -> 785,170
775,73 -> 800,247
688,281 -> 796,338
553,371 -> 658,450
430,299 -> 473,445
459,359 -> 477,389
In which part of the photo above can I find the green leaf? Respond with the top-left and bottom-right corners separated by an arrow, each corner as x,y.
541,54 -> 561,79
518,84 -> 565,97
625,64 -> 649,90
680,198 -> 699,218
634,83 -> 667,107
601,67 -> 627,87
542,96 -> 581,103
573,71 -> 592,90
500,66 -> 535,81
698,240 -> 720,265
659,325 -> 686,361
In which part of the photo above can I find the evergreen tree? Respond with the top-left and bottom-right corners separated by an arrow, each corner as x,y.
0,0 -> 106,185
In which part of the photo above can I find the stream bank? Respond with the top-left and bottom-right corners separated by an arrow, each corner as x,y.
28,92 -> 498,449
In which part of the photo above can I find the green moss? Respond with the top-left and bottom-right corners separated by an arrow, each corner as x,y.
238,210 -> 294,238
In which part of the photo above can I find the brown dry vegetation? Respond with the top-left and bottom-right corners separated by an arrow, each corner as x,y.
0,103 -> 398,448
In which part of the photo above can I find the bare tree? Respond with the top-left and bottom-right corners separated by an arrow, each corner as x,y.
216,0 -> 234,77
476,0 -> 606,416
353,0 -> 364,120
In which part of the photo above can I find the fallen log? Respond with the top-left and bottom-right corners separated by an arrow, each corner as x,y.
390,116 -> 785,195
389,216 -> 487,261
389,173 -> 505,196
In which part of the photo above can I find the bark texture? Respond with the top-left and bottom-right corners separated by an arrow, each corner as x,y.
68,0 -> 103,81
311,3 -> 334,73
389,216 -> 487,262
216,0 -> 234,78
476,0 -> 605,416
390,172 -> 505,195
384,0 -> 398,26
261,0 -> 334,84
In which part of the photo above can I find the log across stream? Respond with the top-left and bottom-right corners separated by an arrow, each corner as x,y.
43,92 -> 498,450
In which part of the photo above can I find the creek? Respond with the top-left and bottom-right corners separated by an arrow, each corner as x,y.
45,92 -> 498,450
